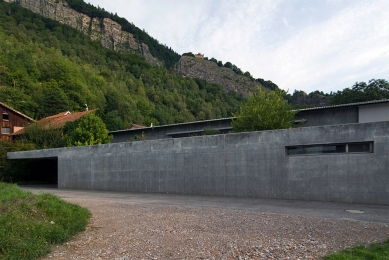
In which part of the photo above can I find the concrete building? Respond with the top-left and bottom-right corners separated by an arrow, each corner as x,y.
109,99 -> 389,143
7,100 -> 389,205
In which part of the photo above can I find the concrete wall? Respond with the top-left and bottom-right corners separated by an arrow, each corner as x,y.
359,102 -> 389,123
111,118 -> 233,143
8,121 -> 389,205
294,106 -> 359,127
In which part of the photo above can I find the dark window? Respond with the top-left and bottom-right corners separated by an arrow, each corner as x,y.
348,143 -> 372,153
286,142 -> 373,156
2,108 -> 9,121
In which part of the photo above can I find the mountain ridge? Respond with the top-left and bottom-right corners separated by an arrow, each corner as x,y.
174,56 -> 261,97
5,0 -> 268,97
4,0 -> 161,66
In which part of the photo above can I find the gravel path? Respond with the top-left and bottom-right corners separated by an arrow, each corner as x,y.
42,198 -> 389,260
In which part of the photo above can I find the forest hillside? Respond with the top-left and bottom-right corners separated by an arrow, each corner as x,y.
0,1 -> 247,131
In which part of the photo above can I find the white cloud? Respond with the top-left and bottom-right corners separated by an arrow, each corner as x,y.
87,0 -> 389,93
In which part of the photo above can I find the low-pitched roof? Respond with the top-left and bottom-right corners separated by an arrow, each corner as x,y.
295,99 -> 389,112
12,110 -> 95,135
0,102 -> 35,122
128,124 -> 147,130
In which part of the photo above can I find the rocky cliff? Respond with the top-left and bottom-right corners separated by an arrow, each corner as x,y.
6,0 -> 262,96
174,56 -> 261,97
6,0 -> 160,66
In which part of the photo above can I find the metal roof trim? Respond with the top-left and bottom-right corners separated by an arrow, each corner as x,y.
294,99 -> 389,112
110,117 -> 235,134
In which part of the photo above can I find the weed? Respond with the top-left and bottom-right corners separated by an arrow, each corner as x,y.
323,239 -> 389,260
0,182 -> 90,260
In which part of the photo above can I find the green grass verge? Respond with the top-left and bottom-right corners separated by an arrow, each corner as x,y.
323,239 -> 389,260
0,182 -> 90,260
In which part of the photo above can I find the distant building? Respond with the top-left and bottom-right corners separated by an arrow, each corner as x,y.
0,102 -> 35,141
11,110 -> 95,138
194,53 -> 204,59
109,99 -> 389,143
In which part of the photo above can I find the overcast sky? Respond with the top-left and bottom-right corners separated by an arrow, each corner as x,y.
86,0 -> 389,94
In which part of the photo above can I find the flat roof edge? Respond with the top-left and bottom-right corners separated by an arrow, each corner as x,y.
7,150 -> 59,160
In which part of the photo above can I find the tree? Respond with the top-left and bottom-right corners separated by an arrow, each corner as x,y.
63,113 -> 112,146
182,52 -> 195,57
21,121 -> 64,149
209,58 -> 218,64
224,62 -> 233,68
0,140 -> 36,183
232,88 -> 296,132
331,79 -> 389,105
37,86 -> 69,119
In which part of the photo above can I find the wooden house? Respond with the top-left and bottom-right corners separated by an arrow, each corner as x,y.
0,102 -> 35,141
11,109 -> 96,137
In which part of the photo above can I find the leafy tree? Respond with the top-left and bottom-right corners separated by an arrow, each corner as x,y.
20,121 -> 64,149
224,62 -> 233,68
209,58 -> 218,64
232,88 -> 296,132
182,52 -> 195,57
0,140 -> 36,183
100,110 -> 124,131
255,78 -> 279,91
331,79 -> 389,105
37,86 -> 69,119
63,113 -> 112,146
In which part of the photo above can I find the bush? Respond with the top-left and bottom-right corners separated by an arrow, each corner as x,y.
63,113 -> 112,146
21,121 -> 64,149
232,88 -> 296,132
0,140 -> 36,183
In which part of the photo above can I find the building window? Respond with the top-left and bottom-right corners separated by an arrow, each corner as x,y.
286,142 -> 373,156
1,127 -> 10,134
2,108 -> 9,121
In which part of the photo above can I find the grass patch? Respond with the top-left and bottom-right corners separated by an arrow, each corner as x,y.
323,239 -> 389,260
0,182 -> 90,260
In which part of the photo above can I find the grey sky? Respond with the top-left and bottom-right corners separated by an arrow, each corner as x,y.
87,0 -> 389,94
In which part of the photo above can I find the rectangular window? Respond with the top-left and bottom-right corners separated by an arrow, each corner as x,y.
2,108 -> 9,121
286,142 -> 373,156
348,143 -> 372,153
1,127 -> 10,134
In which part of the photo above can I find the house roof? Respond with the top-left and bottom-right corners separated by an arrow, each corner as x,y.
0,102 -> 35,122
128,124 -> 147,130
12,109 -> 95,135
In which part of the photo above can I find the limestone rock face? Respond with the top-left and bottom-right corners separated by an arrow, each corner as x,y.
174,56 -> 261,97
9,0 -> 160,66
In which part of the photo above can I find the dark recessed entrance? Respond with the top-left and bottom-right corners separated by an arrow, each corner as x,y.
21,157 -> 58,186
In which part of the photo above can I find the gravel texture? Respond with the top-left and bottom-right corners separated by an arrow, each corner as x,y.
43,198 -> 389,260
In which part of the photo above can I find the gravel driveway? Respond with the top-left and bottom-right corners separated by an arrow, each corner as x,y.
30,189 -> 389,260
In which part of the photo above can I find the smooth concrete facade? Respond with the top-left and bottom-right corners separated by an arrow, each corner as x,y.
359,102 -> 389,123
8,121 -> 389,205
